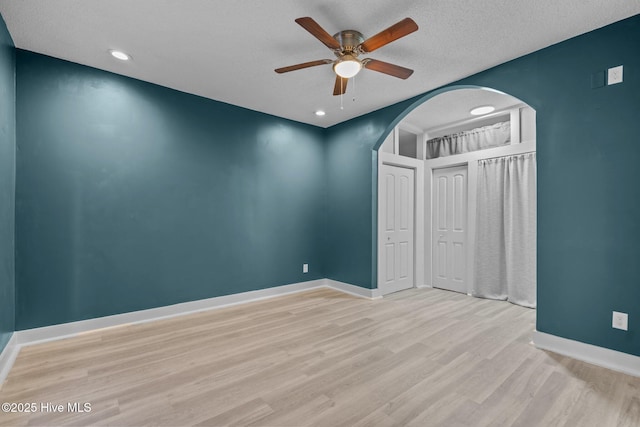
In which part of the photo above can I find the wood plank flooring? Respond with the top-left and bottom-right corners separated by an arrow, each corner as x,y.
0,287 -> 639,426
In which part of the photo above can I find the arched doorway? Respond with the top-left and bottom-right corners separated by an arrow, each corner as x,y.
376,87 -> 537,310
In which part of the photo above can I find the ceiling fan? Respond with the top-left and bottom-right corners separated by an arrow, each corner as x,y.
275,17 -> 419,96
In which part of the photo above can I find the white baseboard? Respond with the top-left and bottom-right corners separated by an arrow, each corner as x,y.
0,334 -> 19,388
325,279 -> 382,299
15,279 -> 327,347
0,278 -> 381,386
533,330 -> 640,378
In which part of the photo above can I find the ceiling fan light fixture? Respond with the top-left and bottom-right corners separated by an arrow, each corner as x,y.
333,55 -> 362,78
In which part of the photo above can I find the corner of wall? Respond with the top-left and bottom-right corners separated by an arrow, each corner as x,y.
0,11 -> 16,356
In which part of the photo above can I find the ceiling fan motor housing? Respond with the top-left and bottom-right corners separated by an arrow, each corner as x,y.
333,30 -> 364,54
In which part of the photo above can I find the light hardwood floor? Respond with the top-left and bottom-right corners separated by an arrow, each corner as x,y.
0,287 -> 639,426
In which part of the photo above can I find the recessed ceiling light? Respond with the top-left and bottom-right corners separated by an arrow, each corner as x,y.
109,50 -> 130,61
315,110 -> 326,116
470,105 -> 495,116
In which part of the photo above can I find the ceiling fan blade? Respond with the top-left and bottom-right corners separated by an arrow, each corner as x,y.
275,59 -> 333,74
359,18 -> 418,53
295,17 -> 341,50
364,59 -> 414,79
333,76 -> 348,96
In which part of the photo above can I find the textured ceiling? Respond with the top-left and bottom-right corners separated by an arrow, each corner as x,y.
402,89 -> 522,132
1,1 -> 638,128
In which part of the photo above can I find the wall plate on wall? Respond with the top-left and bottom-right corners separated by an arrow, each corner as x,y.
607,65 -> 623,85
612,311 -> 628,331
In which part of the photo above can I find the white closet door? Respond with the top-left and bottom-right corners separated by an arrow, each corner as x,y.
432,165 -> 468,293
379,164 -> 415,295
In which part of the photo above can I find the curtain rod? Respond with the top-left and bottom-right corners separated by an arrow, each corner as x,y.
479,151 -> 536,162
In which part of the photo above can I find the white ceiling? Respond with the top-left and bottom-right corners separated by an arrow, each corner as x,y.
402,88 -> 522,132
1,1 -> 638,128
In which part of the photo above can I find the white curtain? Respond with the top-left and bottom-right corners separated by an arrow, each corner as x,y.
426,121 -> 511,159
473,153 -> 536,308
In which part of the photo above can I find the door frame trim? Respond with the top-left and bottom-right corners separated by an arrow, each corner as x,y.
378,152 -> 425,294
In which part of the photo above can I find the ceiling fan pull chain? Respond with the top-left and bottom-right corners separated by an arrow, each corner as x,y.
340,79 -> 344,110
352,75 -> 356,103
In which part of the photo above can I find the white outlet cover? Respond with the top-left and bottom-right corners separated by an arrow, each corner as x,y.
612,311 -> 628,331
608,65 -> 623,85
303,263 -> 308,273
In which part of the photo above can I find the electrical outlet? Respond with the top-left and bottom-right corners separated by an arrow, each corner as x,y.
303,263 -> 309,273
612,311 -> 628,331
607,65 -> 623,85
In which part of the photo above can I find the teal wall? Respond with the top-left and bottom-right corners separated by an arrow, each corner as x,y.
5,12 -> 640,359
0,14 -> 15,353
324,15 -> 640,356
324,116 -> 383,288
15,51 -> 326,329
324,102 -> 418,288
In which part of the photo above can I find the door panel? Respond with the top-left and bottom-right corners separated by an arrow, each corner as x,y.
437,177 -> 447,230
379,164 -> 415,295
385,175 -> 395,230
385,244 -> 395,281
399,242 -> 409,278
454,175 -> 465,230
432,165 -> 467,293
400,176 -> 409,229
436,242 -> 447,279
453,242 -> 465,281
